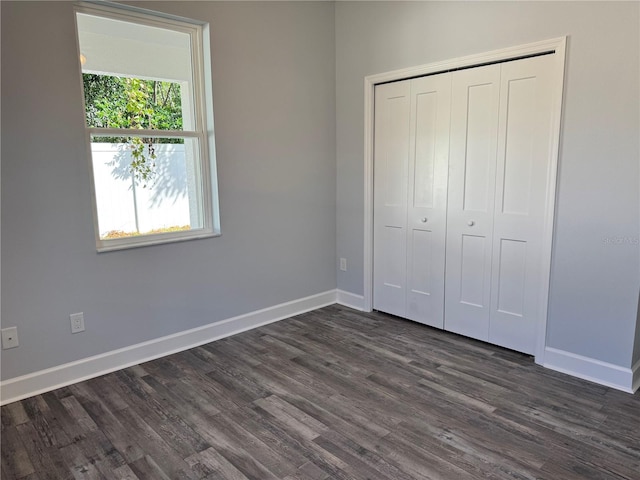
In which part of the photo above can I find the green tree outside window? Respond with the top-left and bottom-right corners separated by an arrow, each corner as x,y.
83,74 -> 184,186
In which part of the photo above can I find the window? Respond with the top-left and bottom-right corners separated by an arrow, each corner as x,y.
75,2 -> 219,251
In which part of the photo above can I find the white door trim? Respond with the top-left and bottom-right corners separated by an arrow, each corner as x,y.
363,37 -> 567,362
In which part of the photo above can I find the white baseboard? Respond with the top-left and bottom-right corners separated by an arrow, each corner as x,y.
336,289 -> 366,311
0,290 -> 337,406
4,292 -> 636,405
543,347 -> 636,393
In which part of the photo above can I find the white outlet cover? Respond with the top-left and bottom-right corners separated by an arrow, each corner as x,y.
1,327 -> 19,349
70,312 -> 85,333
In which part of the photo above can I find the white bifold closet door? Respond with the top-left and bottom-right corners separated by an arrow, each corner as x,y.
445,55 -> 555,354
374,54 -> 556,354
444,64 -> 501,342
373,73 -> 451,328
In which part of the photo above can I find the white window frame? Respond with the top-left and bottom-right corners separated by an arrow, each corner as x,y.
74,1 -> 220,252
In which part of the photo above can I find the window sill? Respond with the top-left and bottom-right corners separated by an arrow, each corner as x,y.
96,229 -> 220,253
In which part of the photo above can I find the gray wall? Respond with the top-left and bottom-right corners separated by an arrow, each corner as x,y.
1,1 -> 336,380
2,1 -> 639,382
335,1 -> 640,368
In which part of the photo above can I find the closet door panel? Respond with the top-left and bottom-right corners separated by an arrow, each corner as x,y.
406,74 -> 451,328
409,229 -> 433,294
459,234 -> 488,307
462,83 -> 499,212
373,81 -> 411,317
489,55 -> 555,354
445,64 -> 501,341
496,239 -> 527,316
382,226 -> 406,289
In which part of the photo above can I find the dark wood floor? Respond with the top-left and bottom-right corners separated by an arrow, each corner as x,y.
2,305 -> 639,479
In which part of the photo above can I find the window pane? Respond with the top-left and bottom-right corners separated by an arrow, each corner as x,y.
83,75 -> 185,131
91,136 -> 203,239
76,12 -> 195,129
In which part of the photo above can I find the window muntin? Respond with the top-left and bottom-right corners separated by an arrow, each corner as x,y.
75,3 -> 218,251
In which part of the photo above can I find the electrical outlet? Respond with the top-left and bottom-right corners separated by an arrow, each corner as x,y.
70,312 -> 85,334
1,327 -> 19,349
340,258 -> 347,271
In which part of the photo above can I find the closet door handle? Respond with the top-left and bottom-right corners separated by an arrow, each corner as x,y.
467,220 -> 475,227
421,217 -> 428,223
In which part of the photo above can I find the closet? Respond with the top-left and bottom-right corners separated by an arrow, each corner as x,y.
373,53 -> 556,355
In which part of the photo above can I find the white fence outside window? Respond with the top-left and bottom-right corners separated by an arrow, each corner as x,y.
91,143 -> 198,238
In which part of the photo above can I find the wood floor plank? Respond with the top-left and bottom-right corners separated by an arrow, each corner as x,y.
206,413 -> 296,479
59,395 -> 100,434
224,405 -> 312,469
101,406 -> 201,480
202,351 -> 272,403
128,455 -> 171,480
380,430 -> 481,480
255,334 -> 307,360
184,446 -> 250,480
105,370 -> 210,459
283,461 -> 329,480
253,395 -> 328,441
0,426 -> 35,479
110,464 -> 139,480
1,402 -> 29,429
21,395 -> 72,449
226,406 -> 353,480
15,421 -> 73,480
68,382 -> 145,464
312,434 -> 396,480
2,305 -> 639,480
70,431 -> 129,480
56,440 -> 107,480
